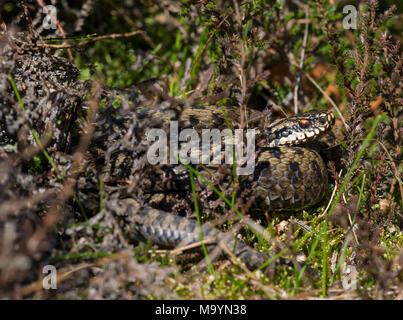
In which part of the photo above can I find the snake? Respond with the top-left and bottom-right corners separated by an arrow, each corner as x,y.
88,105 -> 335,270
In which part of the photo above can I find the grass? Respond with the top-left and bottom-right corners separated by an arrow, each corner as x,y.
189,168 -> 217,279
8,72 -> 89,221
8,73 -> 58,175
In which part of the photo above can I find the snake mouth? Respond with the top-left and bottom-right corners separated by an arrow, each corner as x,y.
265,111 -> 335,147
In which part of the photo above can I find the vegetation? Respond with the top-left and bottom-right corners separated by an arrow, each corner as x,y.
0,0 -> 402,299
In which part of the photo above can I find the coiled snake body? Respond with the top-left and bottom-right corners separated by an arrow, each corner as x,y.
90,106 -> 335,270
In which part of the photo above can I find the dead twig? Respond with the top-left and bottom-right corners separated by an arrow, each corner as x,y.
18,250 -> 133,297
294,7 -> 309,114
35,0 -> 74,60
32,30 -> 146,49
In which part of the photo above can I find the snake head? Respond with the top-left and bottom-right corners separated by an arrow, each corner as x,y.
264,110 -> 335,147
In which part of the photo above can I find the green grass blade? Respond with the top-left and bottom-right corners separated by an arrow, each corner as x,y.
189,169 -> 217,280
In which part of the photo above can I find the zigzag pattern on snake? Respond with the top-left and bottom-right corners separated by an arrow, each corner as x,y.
87,105 -> 335,270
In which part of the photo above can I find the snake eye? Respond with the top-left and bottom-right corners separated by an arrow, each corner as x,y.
299,119 -> 310,129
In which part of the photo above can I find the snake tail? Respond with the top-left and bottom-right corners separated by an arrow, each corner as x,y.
133,208 -> 268,270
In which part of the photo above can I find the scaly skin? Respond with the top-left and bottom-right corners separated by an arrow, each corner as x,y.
89,106 -> 335,270
134,208 -> 268,270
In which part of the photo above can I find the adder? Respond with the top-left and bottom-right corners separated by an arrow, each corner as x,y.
87,105 -> 335,270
